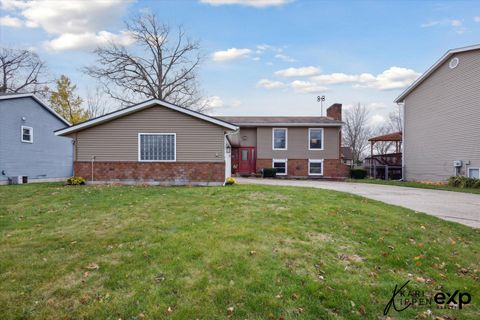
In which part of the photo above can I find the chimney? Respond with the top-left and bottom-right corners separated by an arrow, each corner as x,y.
326,103 -> 342,121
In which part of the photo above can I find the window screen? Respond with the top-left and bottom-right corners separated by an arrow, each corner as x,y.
139,134 -> 175,161
309,160 -> 323,175
309,129 -> 323,149
273,129 -> 287,149
273,159 -> 287,175
21,126 -> 33,143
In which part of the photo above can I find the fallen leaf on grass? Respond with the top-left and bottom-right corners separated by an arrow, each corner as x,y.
85,263 -> 99,270
227,306 -> 234,315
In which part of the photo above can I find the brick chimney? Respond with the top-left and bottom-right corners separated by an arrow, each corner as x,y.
326,103 -> 342,121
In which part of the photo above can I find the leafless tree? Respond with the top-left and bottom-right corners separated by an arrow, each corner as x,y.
343,103 -> 371,164
388,104 -> 403,132
0,47 -> 48,95
85,13 -> 204,110
371,124 -> 394,155
85,87 -> 109,119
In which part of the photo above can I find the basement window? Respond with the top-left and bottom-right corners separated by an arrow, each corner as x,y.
468,168 -> 480,179
272,159 -> 287,175
138,133 -> 176,162
309,159 -> 324,175
21,126 -> 33,143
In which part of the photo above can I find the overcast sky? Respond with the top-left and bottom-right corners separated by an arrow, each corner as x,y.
1,0 -> 480,124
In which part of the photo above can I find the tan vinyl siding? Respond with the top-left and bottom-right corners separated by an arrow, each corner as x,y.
404,49 -> 480,181
256,127 -> 340,159
71,105 -> 225,162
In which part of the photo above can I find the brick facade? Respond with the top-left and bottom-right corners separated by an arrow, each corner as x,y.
74,161 -> 225,185
256,159 -> 348,179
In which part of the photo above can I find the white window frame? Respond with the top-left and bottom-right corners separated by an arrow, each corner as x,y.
272,159 -> 288,176
468,167 -> 480,179
21,125 -> 33,143
138,133 -> 176,162
272,128 -> 288,150
308,159 -> 324,176
308,128 -> 324,150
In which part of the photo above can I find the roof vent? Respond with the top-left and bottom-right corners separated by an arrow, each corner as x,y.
449,57 -> 459,69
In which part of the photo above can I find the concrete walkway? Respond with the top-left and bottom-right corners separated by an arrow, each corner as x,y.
236,177 -> 480,228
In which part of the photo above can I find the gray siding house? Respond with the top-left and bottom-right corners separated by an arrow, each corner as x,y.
0,94 -> 73,184
395,44 -> 480,181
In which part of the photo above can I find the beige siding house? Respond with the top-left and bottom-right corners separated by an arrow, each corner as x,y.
395,44 -> 480,181
56,100 -> 348,184
56,99 -> 238,185
219,104 -> 348,179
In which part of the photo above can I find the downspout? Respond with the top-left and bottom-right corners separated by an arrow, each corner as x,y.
398,102 -> 405,181
224,129 -> 239,185
91,156 -> 96,183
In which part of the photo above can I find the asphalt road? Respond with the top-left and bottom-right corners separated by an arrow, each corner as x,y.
236,177 -> 480,228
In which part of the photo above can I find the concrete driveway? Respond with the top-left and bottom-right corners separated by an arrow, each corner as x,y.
235,177 -> 480,228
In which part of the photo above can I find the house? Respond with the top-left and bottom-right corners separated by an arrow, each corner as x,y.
55,99 -> 238,185
395,44 -> 480,181
218,104 -> 348,179
0,93 -> 73,184
340,146 -> 353,167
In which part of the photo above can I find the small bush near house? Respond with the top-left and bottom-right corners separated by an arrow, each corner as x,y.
66,176 -> 86,185
350,168 -> 367,179
225,177 -> 235,185
262,168 -> 277,178
447,176 -> 480,189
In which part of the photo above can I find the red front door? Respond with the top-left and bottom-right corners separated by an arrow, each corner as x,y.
236,147 -> 256,174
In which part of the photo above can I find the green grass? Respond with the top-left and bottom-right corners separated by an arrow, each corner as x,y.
350,178 -> 480,195
0,183 -> 479,319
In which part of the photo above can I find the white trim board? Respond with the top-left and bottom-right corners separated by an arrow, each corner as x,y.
55,99 -> 238,136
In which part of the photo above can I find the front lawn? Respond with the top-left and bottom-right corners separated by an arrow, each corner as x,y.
0,183 -> 479,319
350,178 -> 480,195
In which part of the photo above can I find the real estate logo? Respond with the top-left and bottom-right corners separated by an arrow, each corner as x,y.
384,280 -> 472,316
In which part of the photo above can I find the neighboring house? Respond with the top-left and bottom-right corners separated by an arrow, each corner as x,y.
218,104 -> 348,179
395,44 -> 480,181
55,99 -> 238,185
0,93 -> 73,184
340,146 -> 353,167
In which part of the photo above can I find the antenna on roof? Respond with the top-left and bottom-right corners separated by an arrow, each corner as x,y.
317,95 -> 326,116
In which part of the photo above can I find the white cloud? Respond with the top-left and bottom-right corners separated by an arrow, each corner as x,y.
0,15 -> 23,27
370,114 -> 386,125
203,95 -> 224,108
212,48 -> 252,62
474,16 -> 480,22
257,79 -> 286,89
44,31 -> 135,51
0,0 -> 134,51
290,80 -> 327,93
199,0 -> 291,8
275,66 -> 321,77
274,53 -> 295,62
311,67 -> 420,91
421,18 -> 466,34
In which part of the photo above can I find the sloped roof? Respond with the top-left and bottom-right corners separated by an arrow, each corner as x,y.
216,116 -> 342,127
395,43 -> 480,103
0,93 -> 70,126
55,98 -> 239,136
368,131 -> 402,142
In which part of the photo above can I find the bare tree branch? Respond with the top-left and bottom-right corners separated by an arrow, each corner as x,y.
342,103 -> 371,164
0,47 -> 48,94
84,12 -> 204,110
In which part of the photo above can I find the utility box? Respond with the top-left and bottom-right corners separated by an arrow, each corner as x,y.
453,160 -> 463,168
9,176 -> 24,184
